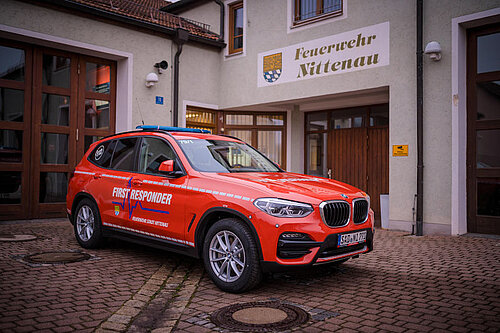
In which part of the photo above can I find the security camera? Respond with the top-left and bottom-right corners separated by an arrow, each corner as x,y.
424,41 -> 442,61
145,72 -> 159,88
154,60 -> 169,74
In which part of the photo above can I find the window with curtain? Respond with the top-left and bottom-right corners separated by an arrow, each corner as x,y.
294,0 -> 342,25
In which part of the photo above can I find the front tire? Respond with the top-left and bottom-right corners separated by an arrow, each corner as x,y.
203,218 -> 262,293
74,198 -> 104,249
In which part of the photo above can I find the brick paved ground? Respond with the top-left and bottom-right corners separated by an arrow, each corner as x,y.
1,219 -> 499,332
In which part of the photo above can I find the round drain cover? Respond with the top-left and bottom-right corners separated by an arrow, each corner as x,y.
211,301 -> 309,332
0,234 -> 37,242
24,251 -> 91,264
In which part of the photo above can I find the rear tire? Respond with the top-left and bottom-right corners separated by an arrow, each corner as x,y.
73,198 -> 104,249
203,218 -> 262,293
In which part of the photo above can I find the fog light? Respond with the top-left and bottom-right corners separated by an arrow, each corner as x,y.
279,232 -> 311,240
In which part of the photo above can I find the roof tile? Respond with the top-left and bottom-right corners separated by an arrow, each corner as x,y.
70,0 -> 219,40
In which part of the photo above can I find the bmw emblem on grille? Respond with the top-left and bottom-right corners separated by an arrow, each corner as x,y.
341,194 -> 348,199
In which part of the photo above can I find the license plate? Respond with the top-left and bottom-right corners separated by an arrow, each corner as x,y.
338,230 -> 367,247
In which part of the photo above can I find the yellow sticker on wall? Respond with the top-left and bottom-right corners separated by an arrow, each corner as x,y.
392,145 -> 408,157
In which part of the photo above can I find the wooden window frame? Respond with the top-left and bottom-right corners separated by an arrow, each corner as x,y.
293,0 -> 343,26
223,112 -> 287,169
228,1 -> 244,55
185,106 -> 218,133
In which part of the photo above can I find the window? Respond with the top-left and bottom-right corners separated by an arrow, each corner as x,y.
224,113 -> 286,168
229,1 -> 244,54
294,0 -> 342,25
89,139 -> 115,168
138,137 -> 178,175
186,107 -> 217,133
110,138 -> 138,171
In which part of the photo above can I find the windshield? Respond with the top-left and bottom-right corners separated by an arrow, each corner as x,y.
177,139 -> 281,173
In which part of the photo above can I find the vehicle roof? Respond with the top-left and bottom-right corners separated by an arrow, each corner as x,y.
103,130 -> 243,142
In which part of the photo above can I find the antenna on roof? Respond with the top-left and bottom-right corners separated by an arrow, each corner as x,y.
135,97 -> 145,125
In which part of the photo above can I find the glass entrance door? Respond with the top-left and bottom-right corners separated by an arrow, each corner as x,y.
0,41 -> 32,220
467,24 -> 500,234
0,40 -> 116,220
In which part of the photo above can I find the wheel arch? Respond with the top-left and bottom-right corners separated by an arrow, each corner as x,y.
70,192 -> 99,224
194,207 -> 263,261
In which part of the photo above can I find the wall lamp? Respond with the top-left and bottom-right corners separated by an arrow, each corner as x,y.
424,41 -> 442,61
145,60 -> 169,88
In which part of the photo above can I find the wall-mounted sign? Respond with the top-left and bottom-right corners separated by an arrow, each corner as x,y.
155,96 -> 164,105
258,22 -> 390,87
392,145 -> 408,157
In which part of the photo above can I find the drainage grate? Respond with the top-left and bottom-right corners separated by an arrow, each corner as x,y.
0,234 -> 37,242
211,301 -> 309,332
23,251 -> 91,264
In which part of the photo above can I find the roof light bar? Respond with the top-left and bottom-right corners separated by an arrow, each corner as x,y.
136,125 -> 211,134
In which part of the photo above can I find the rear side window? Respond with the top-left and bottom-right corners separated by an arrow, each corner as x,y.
138,137 -> 178,175
110,138 -> 138,171
90,140 -> 115,168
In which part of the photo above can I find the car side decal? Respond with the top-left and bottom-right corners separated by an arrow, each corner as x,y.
75,171 -> 254,202
102,222 -> 195,247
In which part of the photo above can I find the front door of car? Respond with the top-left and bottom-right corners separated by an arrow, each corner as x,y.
130,136 -> 188,244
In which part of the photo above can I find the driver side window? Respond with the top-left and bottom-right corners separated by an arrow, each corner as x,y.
138,137 -> 178,175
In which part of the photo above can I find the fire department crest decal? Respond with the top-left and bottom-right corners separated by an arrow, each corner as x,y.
263,53 -> 282,83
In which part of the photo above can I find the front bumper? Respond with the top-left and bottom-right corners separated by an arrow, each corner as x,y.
261,228 -> 373,273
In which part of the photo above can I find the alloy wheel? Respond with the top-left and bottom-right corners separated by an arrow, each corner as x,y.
209,230 -> 246,282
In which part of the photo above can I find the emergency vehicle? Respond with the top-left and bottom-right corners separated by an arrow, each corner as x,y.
66,126 -> 374,292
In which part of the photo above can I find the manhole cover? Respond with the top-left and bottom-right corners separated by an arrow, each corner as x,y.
0,234 -> 37,242
211,301 -> 309,332
24,251 -> 91,264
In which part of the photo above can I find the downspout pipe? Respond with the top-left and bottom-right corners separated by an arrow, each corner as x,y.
416,0 -> 424,236
173,28 -> 190,127
214,0 -> 225,42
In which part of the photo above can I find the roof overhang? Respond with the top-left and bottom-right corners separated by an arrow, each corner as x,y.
33,0 -> 225,48
161,0 -> 210,14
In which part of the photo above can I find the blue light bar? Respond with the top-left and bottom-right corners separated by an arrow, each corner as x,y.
136,125 -> 211,134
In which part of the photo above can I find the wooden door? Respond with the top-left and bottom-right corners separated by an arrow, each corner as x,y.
0,41 -> 116,220
466,24 -> 500,234
367,127 -> 389,226
32,48 -> 78,218
326,106 -> 389,226
0,40 -> 32,220
328,127 -> 367,191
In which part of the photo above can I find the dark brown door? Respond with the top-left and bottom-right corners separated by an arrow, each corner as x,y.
326,105 -> 389,226
32,48 -> 78,218
366,127 -> 389,225
0,41 -> 33,220
0,40 -> 116,220
467,24 -> 500,234
328,127 -> 367,191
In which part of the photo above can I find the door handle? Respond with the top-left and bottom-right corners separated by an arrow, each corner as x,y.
93,173 -> 101,179
131,179 -> 143,186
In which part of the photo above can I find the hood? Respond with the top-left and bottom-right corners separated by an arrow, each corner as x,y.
207,172 -> 367,204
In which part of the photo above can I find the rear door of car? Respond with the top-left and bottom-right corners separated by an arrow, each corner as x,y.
129,135 -> 189,245
90,136 -> 140,229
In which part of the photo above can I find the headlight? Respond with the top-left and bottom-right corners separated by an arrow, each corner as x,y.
254,198 -> 313,218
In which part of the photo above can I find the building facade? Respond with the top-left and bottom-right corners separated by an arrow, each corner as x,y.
1,0 -> 499,235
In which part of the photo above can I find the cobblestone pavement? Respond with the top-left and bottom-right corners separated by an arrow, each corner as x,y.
0,219 -> 499,332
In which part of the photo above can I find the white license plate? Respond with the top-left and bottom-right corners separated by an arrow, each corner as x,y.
338,230 -> 367,247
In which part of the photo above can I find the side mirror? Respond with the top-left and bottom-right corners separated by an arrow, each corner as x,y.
159,160 -> 174,172
159,160 -> 184,177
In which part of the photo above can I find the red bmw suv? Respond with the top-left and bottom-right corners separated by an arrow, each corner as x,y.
67,126 -> 374,292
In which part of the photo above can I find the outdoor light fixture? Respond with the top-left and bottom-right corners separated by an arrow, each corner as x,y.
154,60 -> 169,74
424,41 -> 442,61
145,72 -> 159,88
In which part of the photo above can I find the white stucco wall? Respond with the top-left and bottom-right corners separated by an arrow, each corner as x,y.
0,0 -> 175,130
211,0 -> 500,232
